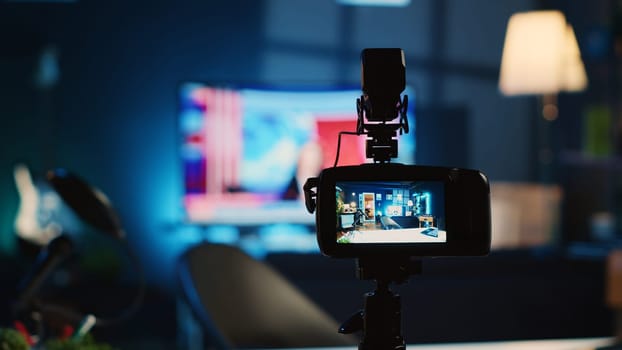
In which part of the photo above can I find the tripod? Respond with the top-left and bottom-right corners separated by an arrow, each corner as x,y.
339,256 -> 421,350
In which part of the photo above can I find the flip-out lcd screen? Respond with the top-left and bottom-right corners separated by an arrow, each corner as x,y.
335,181 -> 446,244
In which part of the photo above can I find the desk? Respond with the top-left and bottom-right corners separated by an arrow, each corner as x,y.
285,337 -> 615,350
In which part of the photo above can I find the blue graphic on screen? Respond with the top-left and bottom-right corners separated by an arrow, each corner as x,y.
240,110 -> 314,194
335,181 -> 446,244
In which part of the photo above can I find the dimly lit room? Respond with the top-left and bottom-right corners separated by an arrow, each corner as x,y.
1,0 -> 622,349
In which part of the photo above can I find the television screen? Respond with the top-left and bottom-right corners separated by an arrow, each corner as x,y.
179,82 -> 415,225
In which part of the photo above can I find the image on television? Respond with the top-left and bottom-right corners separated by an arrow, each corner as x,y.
179,82 -> 415,225
335,181 -> 446,244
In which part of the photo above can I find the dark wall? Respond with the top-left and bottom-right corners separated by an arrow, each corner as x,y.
0,0 -> 265,283
415,106 -> 470,169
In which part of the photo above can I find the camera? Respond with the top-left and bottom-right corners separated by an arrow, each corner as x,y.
311,163 -> 491,258
304,48 -> 491,259
303,48 -> 492,348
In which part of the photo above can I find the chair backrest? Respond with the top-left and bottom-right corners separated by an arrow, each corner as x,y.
177,243 -> 357,349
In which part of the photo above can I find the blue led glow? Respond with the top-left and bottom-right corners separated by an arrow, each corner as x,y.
424,192 -> 431,215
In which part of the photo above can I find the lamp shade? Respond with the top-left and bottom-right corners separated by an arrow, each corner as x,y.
499,10 -> 587,96
561,25 -> 588,92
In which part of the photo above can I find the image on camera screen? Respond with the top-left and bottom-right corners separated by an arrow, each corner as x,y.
335,181 -> 446,244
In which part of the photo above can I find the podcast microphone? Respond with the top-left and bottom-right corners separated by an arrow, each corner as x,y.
15,234 -> 73,312
13,169 -> 144,327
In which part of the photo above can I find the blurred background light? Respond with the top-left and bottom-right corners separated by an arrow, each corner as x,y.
336,0 -> 410,7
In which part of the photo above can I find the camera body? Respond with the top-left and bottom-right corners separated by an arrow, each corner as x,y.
303,48 -> 491,259
314,163 -> 491,258
302,48 -> 491,347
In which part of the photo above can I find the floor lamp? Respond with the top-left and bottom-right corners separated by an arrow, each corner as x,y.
499,10 -> 588,182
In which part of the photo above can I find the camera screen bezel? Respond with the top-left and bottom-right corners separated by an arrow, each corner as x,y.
315,164 -> 491,258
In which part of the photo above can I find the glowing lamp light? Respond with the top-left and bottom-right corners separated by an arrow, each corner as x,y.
499,10 -> 587,96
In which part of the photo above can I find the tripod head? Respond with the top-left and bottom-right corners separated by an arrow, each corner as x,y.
339,256 -> 421,350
